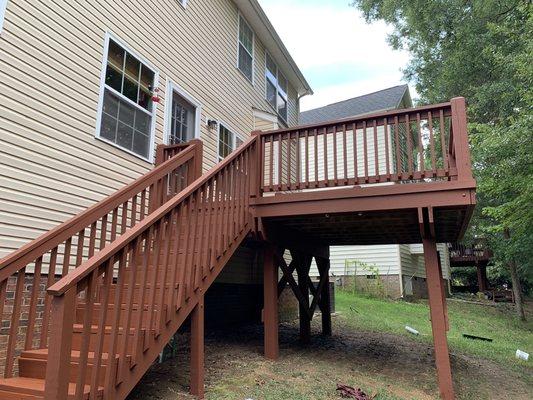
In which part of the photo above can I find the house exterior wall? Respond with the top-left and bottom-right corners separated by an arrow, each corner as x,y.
0,0 -> 300,260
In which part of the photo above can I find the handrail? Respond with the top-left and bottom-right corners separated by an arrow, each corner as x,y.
0,140 -> 201,379
44,135 -> 257,398
0,145 -> 197,279
47,135 -> 256,296
255,98 -> 470,193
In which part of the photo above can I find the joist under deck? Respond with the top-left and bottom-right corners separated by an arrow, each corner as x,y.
252,181 -> 475,245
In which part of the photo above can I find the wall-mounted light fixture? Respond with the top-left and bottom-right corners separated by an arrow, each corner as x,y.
207,119 -> 218,130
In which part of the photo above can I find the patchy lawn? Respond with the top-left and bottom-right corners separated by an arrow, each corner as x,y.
128,292 -> 532,400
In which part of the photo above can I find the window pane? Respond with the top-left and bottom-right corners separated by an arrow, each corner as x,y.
218,125 -> 234,159
266,80 -> 276,108
117,121 -> 134,150
123,76 -> 139,104
239,16 -> 253,54
124,53 -> 140,84
277,96 -> 287,121
132,131 -> 150,158
266,53 -> 277,78
135,111 -> 150,135
278,73 -> 288,97
100,112 -> 118,141
102,89 -> 119,117
238,44 -> 253,81
107,40 -> 124,70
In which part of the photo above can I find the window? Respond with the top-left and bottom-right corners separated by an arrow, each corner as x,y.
96,36 -> 157,161
265,52 -> 288,122
238,15 -> 254,83
178,0 -> 187,7
218,124 -> 243,161
0,0 -> 8,34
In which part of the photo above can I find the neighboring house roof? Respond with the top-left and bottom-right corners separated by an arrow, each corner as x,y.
299,85 -> 411,125
235,0 -> 313,97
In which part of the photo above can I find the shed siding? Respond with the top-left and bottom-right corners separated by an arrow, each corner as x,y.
0,0 -> 299,259
310,245 -> 401,277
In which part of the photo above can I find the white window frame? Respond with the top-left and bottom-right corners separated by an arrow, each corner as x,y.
0,0 -> 8,34
95,32 -> 159,163
264,51 -> 288,123
237,13 -> 254,85
163,79 -> 202,145
217,121 -> 244,163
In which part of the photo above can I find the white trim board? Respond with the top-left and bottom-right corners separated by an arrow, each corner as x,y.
163,79 -> 202,145
94,31 -> 159,164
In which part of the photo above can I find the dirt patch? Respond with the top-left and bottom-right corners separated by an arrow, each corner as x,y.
127,316 -> 532,400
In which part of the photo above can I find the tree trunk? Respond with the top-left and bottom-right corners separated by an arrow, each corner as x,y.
504,229 -> 526,321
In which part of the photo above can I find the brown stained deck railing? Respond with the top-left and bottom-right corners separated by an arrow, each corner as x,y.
448,242 -> 492,261
0,141 -> 202,378
43,136 -> 257,399
256,97 -> 472,193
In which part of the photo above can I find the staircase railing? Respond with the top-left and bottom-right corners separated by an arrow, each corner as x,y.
0,140 -> 202,378
43,136 -> 258,398
256,97 -> 472,193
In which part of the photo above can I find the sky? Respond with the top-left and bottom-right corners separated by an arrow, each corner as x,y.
258,0 -> 413,112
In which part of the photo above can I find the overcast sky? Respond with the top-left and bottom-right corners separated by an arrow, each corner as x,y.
259,0 -> 412,111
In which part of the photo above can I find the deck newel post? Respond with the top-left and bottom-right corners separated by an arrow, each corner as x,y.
317,257 -> 332,336
44,288 -> 76,400
296,253 -> 311,344
263,243 -> 279,360
190,292 -> 205,399
450,97 -> 473,182
423,237 -> 455,400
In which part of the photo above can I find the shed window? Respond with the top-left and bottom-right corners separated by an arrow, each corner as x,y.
97,38 -> 156,160
265,52 -> 288,122
238,15 -> 254,83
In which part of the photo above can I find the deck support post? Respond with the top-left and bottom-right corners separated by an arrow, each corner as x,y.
317,257 -> 332,336
263,243 -> 279,360
423,237 -> 455,400
190,293 -> 205,399
476,262 -> 488,292
296,253 -> 312,344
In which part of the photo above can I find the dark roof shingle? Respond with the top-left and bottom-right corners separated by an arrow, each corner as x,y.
299,85 -> 409,125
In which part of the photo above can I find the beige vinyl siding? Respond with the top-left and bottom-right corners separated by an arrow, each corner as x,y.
310,245 -> 401,277
401,244 -> 450,280
0,0 -> 300,259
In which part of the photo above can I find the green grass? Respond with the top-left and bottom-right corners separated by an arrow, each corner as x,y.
336,290 -> 533,370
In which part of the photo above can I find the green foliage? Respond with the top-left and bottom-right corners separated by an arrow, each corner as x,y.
344,259 -> 386,297
352,0 -> 533,292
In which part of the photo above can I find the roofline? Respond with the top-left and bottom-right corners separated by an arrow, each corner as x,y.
235,0 -> 313,97
301,84 -> 409,114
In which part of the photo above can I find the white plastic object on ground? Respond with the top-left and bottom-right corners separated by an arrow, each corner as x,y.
516,349 -> 529,361
405,325 -> 419,335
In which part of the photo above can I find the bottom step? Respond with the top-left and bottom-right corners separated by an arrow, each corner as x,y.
0,377 -> 102,399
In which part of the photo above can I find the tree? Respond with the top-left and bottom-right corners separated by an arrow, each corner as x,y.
351,0 -> 532,319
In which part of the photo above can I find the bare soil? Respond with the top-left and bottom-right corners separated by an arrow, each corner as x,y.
127,316 -> 532,400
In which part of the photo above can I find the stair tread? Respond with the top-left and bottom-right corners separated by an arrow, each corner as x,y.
72,323 -> 154,334
0,377 -> 100,397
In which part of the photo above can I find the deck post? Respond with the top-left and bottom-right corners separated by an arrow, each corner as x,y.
190,293 -> 205,399
423,237 -> 455,400
476,262 -> 488,292
296,253 -> 312,344
263,243 -> 279,360
317,257 -> 332,336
